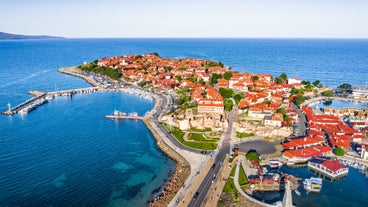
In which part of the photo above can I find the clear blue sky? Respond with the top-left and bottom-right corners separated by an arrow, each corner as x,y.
1,0 -> 367,38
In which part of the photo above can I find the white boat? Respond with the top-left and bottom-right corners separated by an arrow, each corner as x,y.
269,160 -> 283,169
113,110 -> 126,116
294,189 -> 301,196
303,177 -> 322,193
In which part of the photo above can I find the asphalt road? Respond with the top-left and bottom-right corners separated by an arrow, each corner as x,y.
290,102 -> 307,137
152,93 -> 202,154
188,108 -> 234,207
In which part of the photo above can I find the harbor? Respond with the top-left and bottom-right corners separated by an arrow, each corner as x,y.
2,67 -> 155,116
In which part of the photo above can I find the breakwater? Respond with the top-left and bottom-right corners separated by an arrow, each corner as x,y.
60,66 -> 191,207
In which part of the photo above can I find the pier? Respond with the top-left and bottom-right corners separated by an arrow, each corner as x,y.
105,114 -> 145,120
2,87 -> 100,115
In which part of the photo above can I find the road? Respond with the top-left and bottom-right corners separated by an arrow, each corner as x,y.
188,108 -> 235,207
290,102 -> 307,137
152,93 -> 202,154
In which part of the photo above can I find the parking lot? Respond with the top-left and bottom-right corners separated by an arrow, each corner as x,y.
237,140 -> 277,155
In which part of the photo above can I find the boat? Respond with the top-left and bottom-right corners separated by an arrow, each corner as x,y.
269,160 -> 283,169
113,110 -> 126,116
303,177 -> 322,193
294,189 -> 301,196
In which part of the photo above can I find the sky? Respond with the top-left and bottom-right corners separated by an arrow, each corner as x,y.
1,0 -> 368,38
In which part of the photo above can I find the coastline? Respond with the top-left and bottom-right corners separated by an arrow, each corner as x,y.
58,66 -> 191,207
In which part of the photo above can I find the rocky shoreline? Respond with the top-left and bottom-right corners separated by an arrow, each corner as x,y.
143,118 -> 191,207
58,66 -> 191,207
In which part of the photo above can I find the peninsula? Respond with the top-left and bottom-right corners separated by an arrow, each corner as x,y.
4,53 -> 368,207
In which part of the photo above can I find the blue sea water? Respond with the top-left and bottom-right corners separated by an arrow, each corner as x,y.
1,38 -> 368,206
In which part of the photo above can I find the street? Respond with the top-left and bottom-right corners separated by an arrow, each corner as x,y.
188,108 -> 235,207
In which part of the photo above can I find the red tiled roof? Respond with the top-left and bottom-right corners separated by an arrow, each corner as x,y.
322,160 -> 348,172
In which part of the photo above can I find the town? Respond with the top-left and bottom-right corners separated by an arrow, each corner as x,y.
75,53 -> 368,207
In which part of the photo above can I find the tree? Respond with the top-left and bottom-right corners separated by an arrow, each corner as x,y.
322,90 -> 334,97
210,73 -> 222,85
274,77 -> 283,85
277,107 -> 287,115
224,99 -> 233,111
338,83 -> 352,90
246,150 -> 260,161
312,80 -> 320,87
219,88 -> 234,99
252,75 -> 259,81
294,95 -> 308,106
224,72 -> 233,80
233,93 -> 244,104
189,74 -> 197,83
280,73 -> 288,81
178,66 -> 187,70
233,95 -> 241,104
166,66 -> 173,72
176,75 -> 183,82
150,52 -> 159,57
334,147 -> 345,156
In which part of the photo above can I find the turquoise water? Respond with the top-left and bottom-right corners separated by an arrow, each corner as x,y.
1,38 -> 368,206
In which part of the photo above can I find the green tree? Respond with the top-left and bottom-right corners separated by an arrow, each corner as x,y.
219,88 -> 234,99
176,75 -> 183,82
280,73 -> 288,81
189,74 -> 197,83
150,52 -> 159,57
224,99 -> 233,111
252,75 -> 259,81
246,150 -> 260,161
333,147 -> 345,156
233,94 -> 243,104
224,72 -> 233,80
166,66 -> 173,72
322,90 -> 334,97
312,80 -> 320,87
210,73 -> 222,85
338,83 -> 352,90
294,95 -> 309,106
274,77 -> 283,84
178,66 -> 187,70
276,107 -> 287,115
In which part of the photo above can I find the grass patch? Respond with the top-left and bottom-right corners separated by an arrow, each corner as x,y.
188,133 -> 218,142
236,132 -> 255,138
189,127 -> 212,132
230,165 -> 237,177
223,166 -> 238,193
238,165 -> 248,186
223,177 -> 237,193
164,124 -> 217,150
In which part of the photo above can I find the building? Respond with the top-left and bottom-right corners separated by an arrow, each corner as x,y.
197,99 -> 224,114
308,157 -> 349,180
352,86 -> 368,99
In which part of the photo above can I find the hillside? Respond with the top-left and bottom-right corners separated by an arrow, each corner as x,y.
0,31 -> 64,40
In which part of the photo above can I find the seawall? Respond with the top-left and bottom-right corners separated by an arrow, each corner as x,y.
59,66 -> 191,207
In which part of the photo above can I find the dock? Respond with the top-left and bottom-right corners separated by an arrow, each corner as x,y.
105,115 -> 145,120
2,87 -> 100,115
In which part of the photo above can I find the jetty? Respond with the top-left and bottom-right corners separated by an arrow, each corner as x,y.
105,114 -> 144,120
2,87 -> 100,115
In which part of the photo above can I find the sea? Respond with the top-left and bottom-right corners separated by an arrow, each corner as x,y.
1,38 -> 368,206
